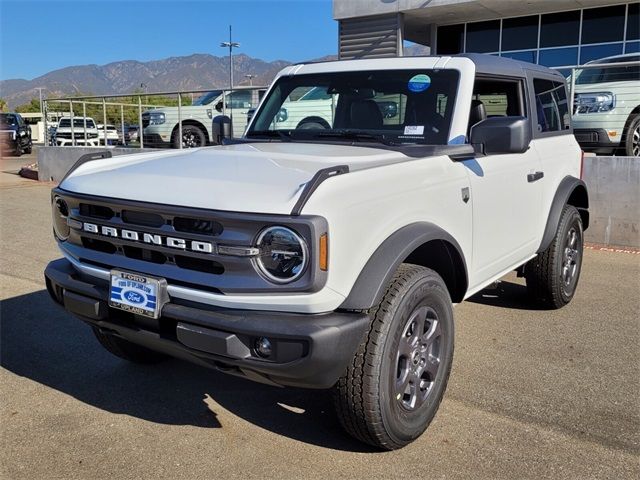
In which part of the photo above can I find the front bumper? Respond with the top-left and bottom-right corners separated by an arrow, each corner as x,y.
44,258 -> 369,389
573,128 -> 621,153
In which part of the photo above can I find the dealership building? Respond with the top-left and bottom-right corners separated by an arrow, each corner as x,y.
333,0 -> 639,69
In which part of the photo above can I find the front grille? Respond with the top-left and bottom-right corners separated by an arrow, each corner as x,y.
56,189 -> 325,294
74,202 -> 228,276
174,217 -> 223,235
56,132 -> 99,139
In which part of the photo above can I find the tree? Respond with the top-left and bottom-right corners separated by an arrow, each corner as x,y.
0,98 -> 7,112
15,98 -> 41,113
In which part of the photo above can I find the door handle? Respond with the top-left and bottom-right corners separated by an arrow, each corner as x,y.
527,171 -> 544,182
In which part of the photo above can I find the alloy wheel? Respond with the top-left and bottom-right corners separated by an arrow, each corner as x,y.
395,305 -> 442,411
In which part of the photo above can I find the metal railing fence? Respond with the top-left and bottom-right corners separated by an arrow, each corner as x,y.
43,86 -> 266,149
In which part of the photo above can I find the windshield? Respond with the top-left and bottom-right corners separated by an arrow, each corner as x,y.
58,118 -> 96,128
192,90 -> 223,106
576,55 -> 640,85
0,114 -> 18,126
247,69 -> 460,146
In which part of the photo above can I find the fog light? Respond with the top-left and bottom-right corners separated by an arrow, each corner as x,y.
255,337 -> 273,358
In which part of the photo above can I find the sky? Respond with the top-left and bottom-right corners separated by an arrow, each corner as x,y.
0,0 -> 337,80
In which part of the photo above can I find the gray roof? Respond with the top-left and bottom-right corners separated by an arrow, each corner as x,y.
457,53 -> 565,80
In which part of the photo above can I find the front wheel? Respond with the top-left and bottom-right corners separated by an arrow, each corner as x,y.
526,204 -> 584,308
624,114 -> 640,157
333,264 -> 454,450
173,125 -> 206,149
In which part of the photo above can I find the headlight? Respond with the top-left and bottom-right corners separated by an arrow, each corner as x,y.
255,226 -> 308,283
574,92 -> 615,114
148,112 -> 166,125
52,196 -> 70,241
275,107 -> 288,123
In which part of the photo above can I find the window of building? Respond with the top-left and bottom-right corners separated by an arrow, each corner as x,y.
501,15 -> 539,51
434,3 -> 637,69
581,5 -> 626,44
540,11 -> 580,48
501,50 -> 537,64
533,79 -> 570,133
627,3 -> 639,40
539,47 -> 578,67
465,20 -> 500,53
580,43 -> 624,64
437,24 -> 464,54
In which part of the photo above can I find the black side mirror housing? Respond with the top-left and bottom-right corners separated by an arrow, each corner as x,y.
212,115 -> 232,144
470,116 -> 532,156
215,101 -> 224,113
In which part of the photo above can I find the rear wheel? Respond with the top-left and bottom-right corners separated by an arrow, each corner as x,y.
624,114 -> 640,157
92,327 -> 167,364
173,125 -> 206,148
526,204 -> 584,308
333,264 -> 454,450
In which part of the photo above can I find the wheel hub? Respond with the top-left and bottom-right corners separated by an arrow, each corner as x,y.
562,227 -> 580,287
395,306 -> 442,411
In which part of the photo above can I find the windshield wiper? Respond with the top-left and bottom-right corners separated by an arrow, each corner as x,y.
314,130 -> 397,146
246,130 -> 293,142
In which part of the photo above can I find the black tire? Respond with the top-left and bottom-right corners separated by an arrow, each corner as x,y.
173,125 -> 206,149
14,142 -> 22,157
623,114 -> 640,157
333,264 -> 454,450
296,117 -> 329,130
92,327 -> 167,364
526,204 -> 584,309
25,144 -> 32,154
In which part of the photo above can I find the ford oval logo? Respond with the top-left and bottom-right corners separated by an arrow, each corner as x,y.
124,291 -> 145,304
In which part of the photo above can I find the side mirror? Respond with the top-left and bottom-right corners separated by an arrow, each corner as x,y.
212,115 -> 232,144
215,101 -> 224,113
470,116 -> 532,155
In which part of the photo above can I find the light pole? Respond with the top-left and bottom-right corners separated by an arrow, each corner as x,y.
35,87 -> 45,114
221,25 -> 240,128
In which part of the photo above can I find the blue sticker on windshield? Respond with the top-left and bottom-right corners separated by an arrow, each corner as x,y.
408,74 -> 431,93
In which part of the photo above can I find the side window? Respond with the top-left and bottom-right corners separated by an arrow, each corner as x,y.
533,78 -> 570,133
472,79 -> 524,117
226,90 -> 252,109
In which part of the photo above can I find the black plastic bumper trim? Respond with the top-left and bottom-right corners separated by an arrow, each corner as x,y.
44,258 -> 369,389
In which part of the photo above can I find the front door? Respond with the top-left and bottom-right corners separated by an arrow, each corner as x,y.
465,77 -> 543,287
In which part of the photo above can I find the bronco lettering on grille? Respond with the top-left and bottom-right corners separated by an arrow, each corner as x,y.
82,222 -> 215,254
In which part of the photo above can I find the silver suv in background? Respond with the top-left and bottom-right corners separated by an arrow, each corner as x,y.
572,53 -> 640,156
142,87 -> 265,148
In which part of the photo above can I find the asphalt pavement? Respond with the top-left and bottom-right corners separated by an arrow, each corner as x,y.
1,159 -> 638,479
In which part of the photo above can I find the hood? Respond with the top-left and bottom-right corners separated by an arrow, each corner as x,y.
60,142 -> 407,214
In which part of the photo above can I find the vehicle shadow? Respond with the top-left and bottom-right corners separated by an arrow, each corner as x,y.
0,290 -> 374,452
468,280 -> 546,311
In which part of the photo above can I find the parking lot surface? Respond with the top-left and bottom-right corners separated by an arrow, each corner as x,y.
1,165 -> 638,479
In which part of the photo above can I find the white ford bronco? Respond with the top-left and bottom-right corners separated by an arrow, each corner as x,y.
45,54 -> 589,450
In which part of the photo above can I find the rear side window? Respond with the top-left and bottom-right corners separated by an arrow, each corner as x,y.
533,79 -> 570,133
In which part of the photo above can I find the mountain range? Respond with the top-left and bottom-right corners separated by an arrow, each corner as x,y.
0,45 -> 431,109
0,53 -> 334,109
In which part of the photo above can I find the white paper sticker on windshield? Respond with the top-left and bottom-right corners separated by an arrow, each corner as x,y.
404,125 -> 424,135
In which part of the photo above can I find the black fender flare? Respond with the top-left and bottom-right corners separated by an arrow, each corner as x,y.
538,176 -> 589,253
339,222 -> 468,310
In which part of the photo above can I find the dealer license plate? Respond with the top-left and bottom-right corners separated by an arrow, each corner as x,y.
109,270 -> 165,319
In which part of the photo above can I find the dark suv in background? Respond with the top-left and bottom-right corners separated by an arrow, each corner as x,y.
0,113 -> 32,156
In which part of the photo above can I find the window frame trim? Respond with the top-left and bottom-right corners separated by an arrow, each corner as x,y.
527,72 -> 574,139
